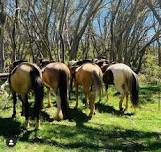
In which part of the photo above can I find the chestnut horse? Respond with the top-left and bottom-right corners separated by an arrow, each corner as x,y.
42,62 -> 70,120
74,63 -> 103,117
9,61 -> 44,129
68,59 -> 93,100
103,63 -> 139,112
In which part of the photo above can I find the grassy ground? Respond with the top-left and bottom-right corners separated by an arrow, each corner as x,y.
0,84 -> 161,151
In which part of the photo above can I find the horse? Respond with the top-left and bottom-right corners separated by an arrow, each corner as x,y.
42,62 -> 71,120
68,59 -> 93,100
9,61 -> 44,129
74,63 -> 103,117
103,63 -> 139,112
100,61 -> 117,73
38,59 -> 55,108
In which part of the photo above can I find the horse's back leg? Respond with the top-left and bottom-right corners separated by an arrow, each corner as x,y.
124,93 -> 129,111
11,92 -> 17,118
34,85 -> 43,130
83,86 -> 89,108
21,94 -> 30,129
69,77 -> 73,100
55,90 -> 63,120
88,91 -> 96,117
119,94 -> 125,112
74,83 -> 79,109
47,87 -> 51,108
18,95 -> 25,116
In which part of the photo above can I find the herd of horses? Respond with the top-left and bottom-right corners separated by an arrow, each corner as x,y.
8,58 -> 139,130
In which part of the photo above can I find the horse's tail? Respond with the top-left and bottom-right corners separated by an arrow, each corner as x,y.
130,73 -> 139,107
92,70 -> 102,92
30,67 -> 44,116
58,70 -> 69,119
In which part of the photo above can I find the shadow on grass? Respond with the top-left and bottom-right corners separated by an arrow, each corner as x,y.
17,123 -> 161,151
95,102 -> 134,116
0,118 -> 22,138
0,115 -> 161,151
68,108 -> 90,127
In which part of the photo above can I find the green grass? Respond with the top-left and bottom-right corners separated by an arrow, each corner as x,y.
0,84 -> 161,151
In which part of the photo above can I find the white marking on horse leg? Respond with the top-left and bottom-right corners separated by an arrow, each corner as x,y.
55,94 -> 63,120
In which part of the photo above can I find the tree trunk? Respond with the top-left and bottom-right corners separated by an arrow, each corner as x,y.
0,28 -> 4,72
157,39 -> 161,66
0,0 -> 5,72
11,0 -> 19,62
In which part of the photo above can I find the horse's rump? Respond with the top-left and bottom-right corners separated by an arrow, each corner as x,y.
42,62 -> 70,119
75,63 -> 102,92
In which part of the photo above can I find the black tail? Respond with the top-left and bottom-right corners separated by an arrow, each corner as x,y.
59,70 -> 69,119
131,73 -> 139,107
30,67 -> 44,118
103,69 -> 114,90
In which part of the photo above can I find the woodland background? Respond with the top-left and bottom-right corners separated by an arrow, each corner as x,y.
0,0 -> 161,80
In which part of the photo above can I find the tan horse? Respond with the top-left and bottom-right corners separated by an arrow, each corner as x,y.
42,62 -> 70,120
103,63 -> 139,112
9,61 -> 44,129
74,63 -> 103,117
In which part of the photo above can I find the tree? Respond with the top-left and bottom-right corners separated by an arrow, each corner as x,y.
0,0 -> 6,72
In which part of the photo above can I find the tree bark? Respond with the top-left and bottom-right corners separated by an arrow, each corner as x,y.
11,0 -> 19,62
0,0 -> 5,72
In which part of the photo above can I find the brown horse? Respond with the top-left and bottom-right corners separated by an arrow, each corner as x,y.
9,61 -> 44,129
68,59 -> 93,100
42,62 -> 70,120
103,63 -> 139,112
74,63 -> 103,117
38,59 -> 55,108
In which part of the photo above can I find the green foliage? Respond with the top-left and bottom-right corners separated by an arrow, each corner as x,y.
140,53 -> 161,84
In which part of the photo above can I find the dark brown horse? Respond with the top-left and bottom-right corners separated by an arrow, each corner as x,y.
74,63 -> 103,117
42,62 -> 70,120
103,63 -> 139,112
9,61 -> 44,129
